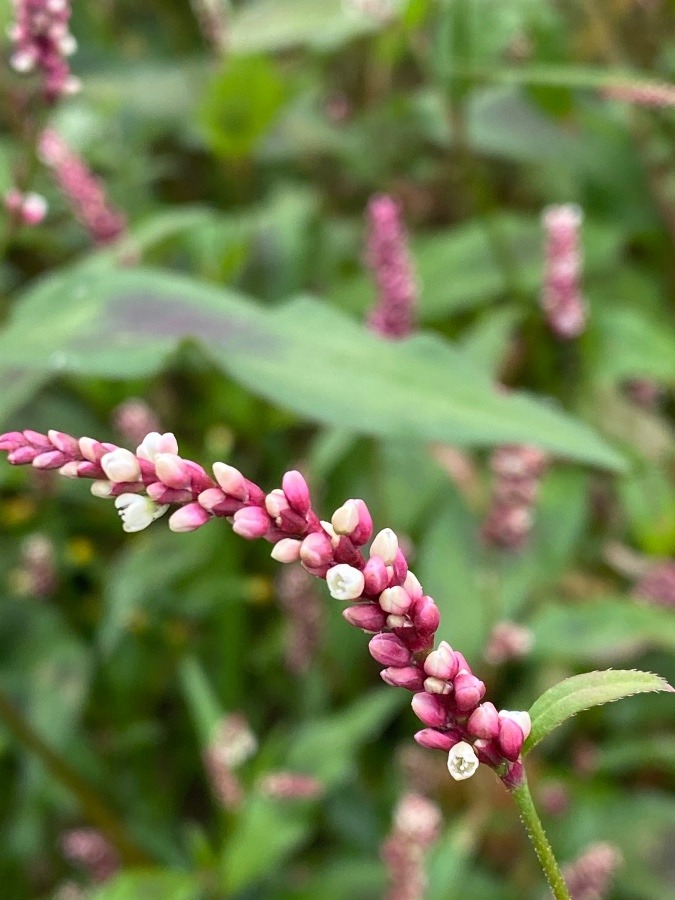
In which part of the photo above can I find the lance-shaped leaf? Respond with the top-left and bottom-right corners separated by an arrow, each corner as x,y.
523,670 -> 673,755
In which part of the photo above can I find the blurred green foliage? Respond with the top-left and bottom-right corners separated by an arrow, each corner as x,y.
1,0 -> 675,898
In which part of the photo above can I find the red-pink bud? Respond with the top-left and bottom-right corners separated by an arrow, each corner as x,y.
393,548 -> 408,584
380,666 -> 425,692
466,702 -> 500,739
453,651 -> 471,673
169,502 -> 210,533
32,450 -> 67,469
473,738 -> 502,767
47,430 -> 80,455
23,430 -> 50,448
363,555 -> 389,595
212,462 -> 249,500
342,603 -> 387,633
497,717 -> 525,761
423,641 -> 458,680
350,499 -> 373,545
368,633 -> 411,667
8,446 -> 40,464
0,431 -> 25,451
411,692 -> 448,728
198,487 -> 228,511
413,596 -> 440,634
155,453 -> 191,489
299,531 -> 334,568
282,470 -> 311,515
453,671 -> 486,713
232,506 -> 270,539
414,729 -> 462,751
379,586 -> 412,615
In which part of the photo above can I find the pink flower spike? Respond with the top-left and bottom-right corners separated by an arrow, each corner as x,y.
282,470 -> 311,515
467,702 -> 500,740
362,555 -> 389,595
168,502 -> 211,533
414,729 -> 461,751
299,531 -> 334,569
368,633 -> 411,667
232,506 -> 270,540
342,603 -> 388,633
271,538 -> 302,564
350,499 -> 373,546
155,453 -> 191,490
423,641 -> 458,681
497,717 -> 525,761
379,586 -> 412,615
412,595 -> 440,634
212,462 -> 248,500
411,692 -> 448,728
380,666 -> 425,692
453,671 -> 486,713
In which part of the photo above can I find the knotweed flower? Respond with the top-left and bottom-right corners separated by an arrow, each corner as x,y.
9,0 -> 79,103
562,842 -> 622,900
203,714 -> 257,810
365,195 -> 418,339
481,445 -> 549,551
381,792 -> 441,900
38,129 -> 127,245
276,565 -> 323,674
484,620 -> 534,664
258,771 -> 324,800
0,427 -> 535,786
61,829 -> 119,883
4,188 -> 48,225
632,560 -> 675,607
601,80 -> 675,108
541,204 -> 586,340
112,400 -> 162,447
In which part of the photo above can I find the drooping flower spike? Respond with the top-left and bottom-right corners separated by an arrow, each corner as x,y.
0,428 -> 531,784
9,0 -> 79,103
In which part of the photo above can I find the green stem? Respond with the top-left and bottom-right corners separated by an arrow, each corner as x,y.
508,770 -> 571,900
0,683 -> 153,866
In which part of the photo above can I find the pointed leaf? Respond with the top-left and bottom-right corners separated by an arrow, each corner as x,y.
524,670 -> 673,755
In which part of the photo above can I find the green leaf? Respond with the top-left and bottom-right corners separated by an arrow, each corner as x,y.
0,267 -> 627,470
524,670 -> 673,755
594,307 -> 675,386
528,599 -> 675,663
88,870 -> 203,900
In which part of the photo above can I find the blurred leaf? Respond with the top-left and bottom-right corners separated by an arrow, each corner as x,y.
0,268 -> 626,468
200,57 -> 286,159
88,870 -> 203,900
524,670 -> 673,754
458,306 -> 522,377
178,657 -> 224,748
528,599 -> 675,663
593,735 -> 675,776
594,308 -> 675,386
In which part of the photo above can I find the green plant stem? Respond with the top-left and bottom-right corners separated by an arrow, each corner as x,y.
0,683 -> 153,866
508,771 -> 571,900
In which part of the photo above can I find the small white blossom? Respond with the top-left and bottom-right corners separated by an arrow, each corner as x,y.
447,741 -> 479,781
136,431 -> 178,463
101,448 -> 141,483
326,564 -> 365,601
370,528 -> 399,565
114,494 -> 168,533
91,481 -> 113,498
331,500 -> 359,535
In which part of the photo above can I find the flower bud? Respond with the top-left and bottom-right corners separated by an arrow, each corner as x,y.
342,603 -> 387,633
136,432 -> 179,463
370,528 -> 399,565
362,555 -> 389,595
101,448 -> 141,483
411,692 -> 448,728
91,481 -> 113,498
115,494 -> 168,532
403,570 -> 423,600
212,462 -> 249,500
368,633 -> 411,667
380,666 -> 425,691
232,506 -> 270,539
155,453 -> 191,489
412,595 -> 440,633
499,710 -> 531,741
59,461 -> 80,478
379,586 -> 412,615
271,538 -> 302,563
423,642 -> 458,680
453,671 -> 486,713
299,531 -> 334,569
467,702 -> 500,739
350,499 -> 373,545
331,499 -> 359,535
8,447 -> 39,464
497,716 -> 525,761
326,564 -> 365,601
447,742 -> 480,781
47,430 -> 79,455
21,192 -> 47,225
79,437 -> 106,463
198,487 -> 228,511
265,489 -> 290,519
169,502 -> 211,533
32,450 -> 67,469
393,548 -> 408,584
414,729 -> 462,751
282,470 -> 311,515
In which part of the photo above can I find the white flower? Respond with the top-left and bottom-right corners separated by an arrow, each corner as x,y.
101,448 -> 141,483
370,528 -> 399,565
136,431 -> 178,463
91,481 -> 113,498
499,710 -> 532,740
331,500 -> 359,535
326,564 -> 365,601
447,741 -> 480,781
114,494 -> 168,533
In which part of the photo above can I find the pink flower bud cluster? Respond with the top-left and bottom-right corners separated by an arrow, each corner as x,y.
601,80 -> 675,108
258,771 -> 324,800
15,532 -> 57,597
112,398 -> 162,447
4,188 -> 48,225
484,620 -> 534,664
9,0 -> 79,103
632,560 -> 675,607
562,842 -> 622,900
38,129 -> 127,245
203,713 -> 257,810
365,194 -> 418,339
61,828 -> 119,883
0,427 -> 533,784
541,204 -> 587,340
481,445 -> 549,552
381,792 -> 442,900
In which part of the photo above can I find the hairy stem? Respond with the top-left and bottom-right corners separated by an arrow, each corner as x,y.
0,683 -> 153,866
508,770 -> 571,900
